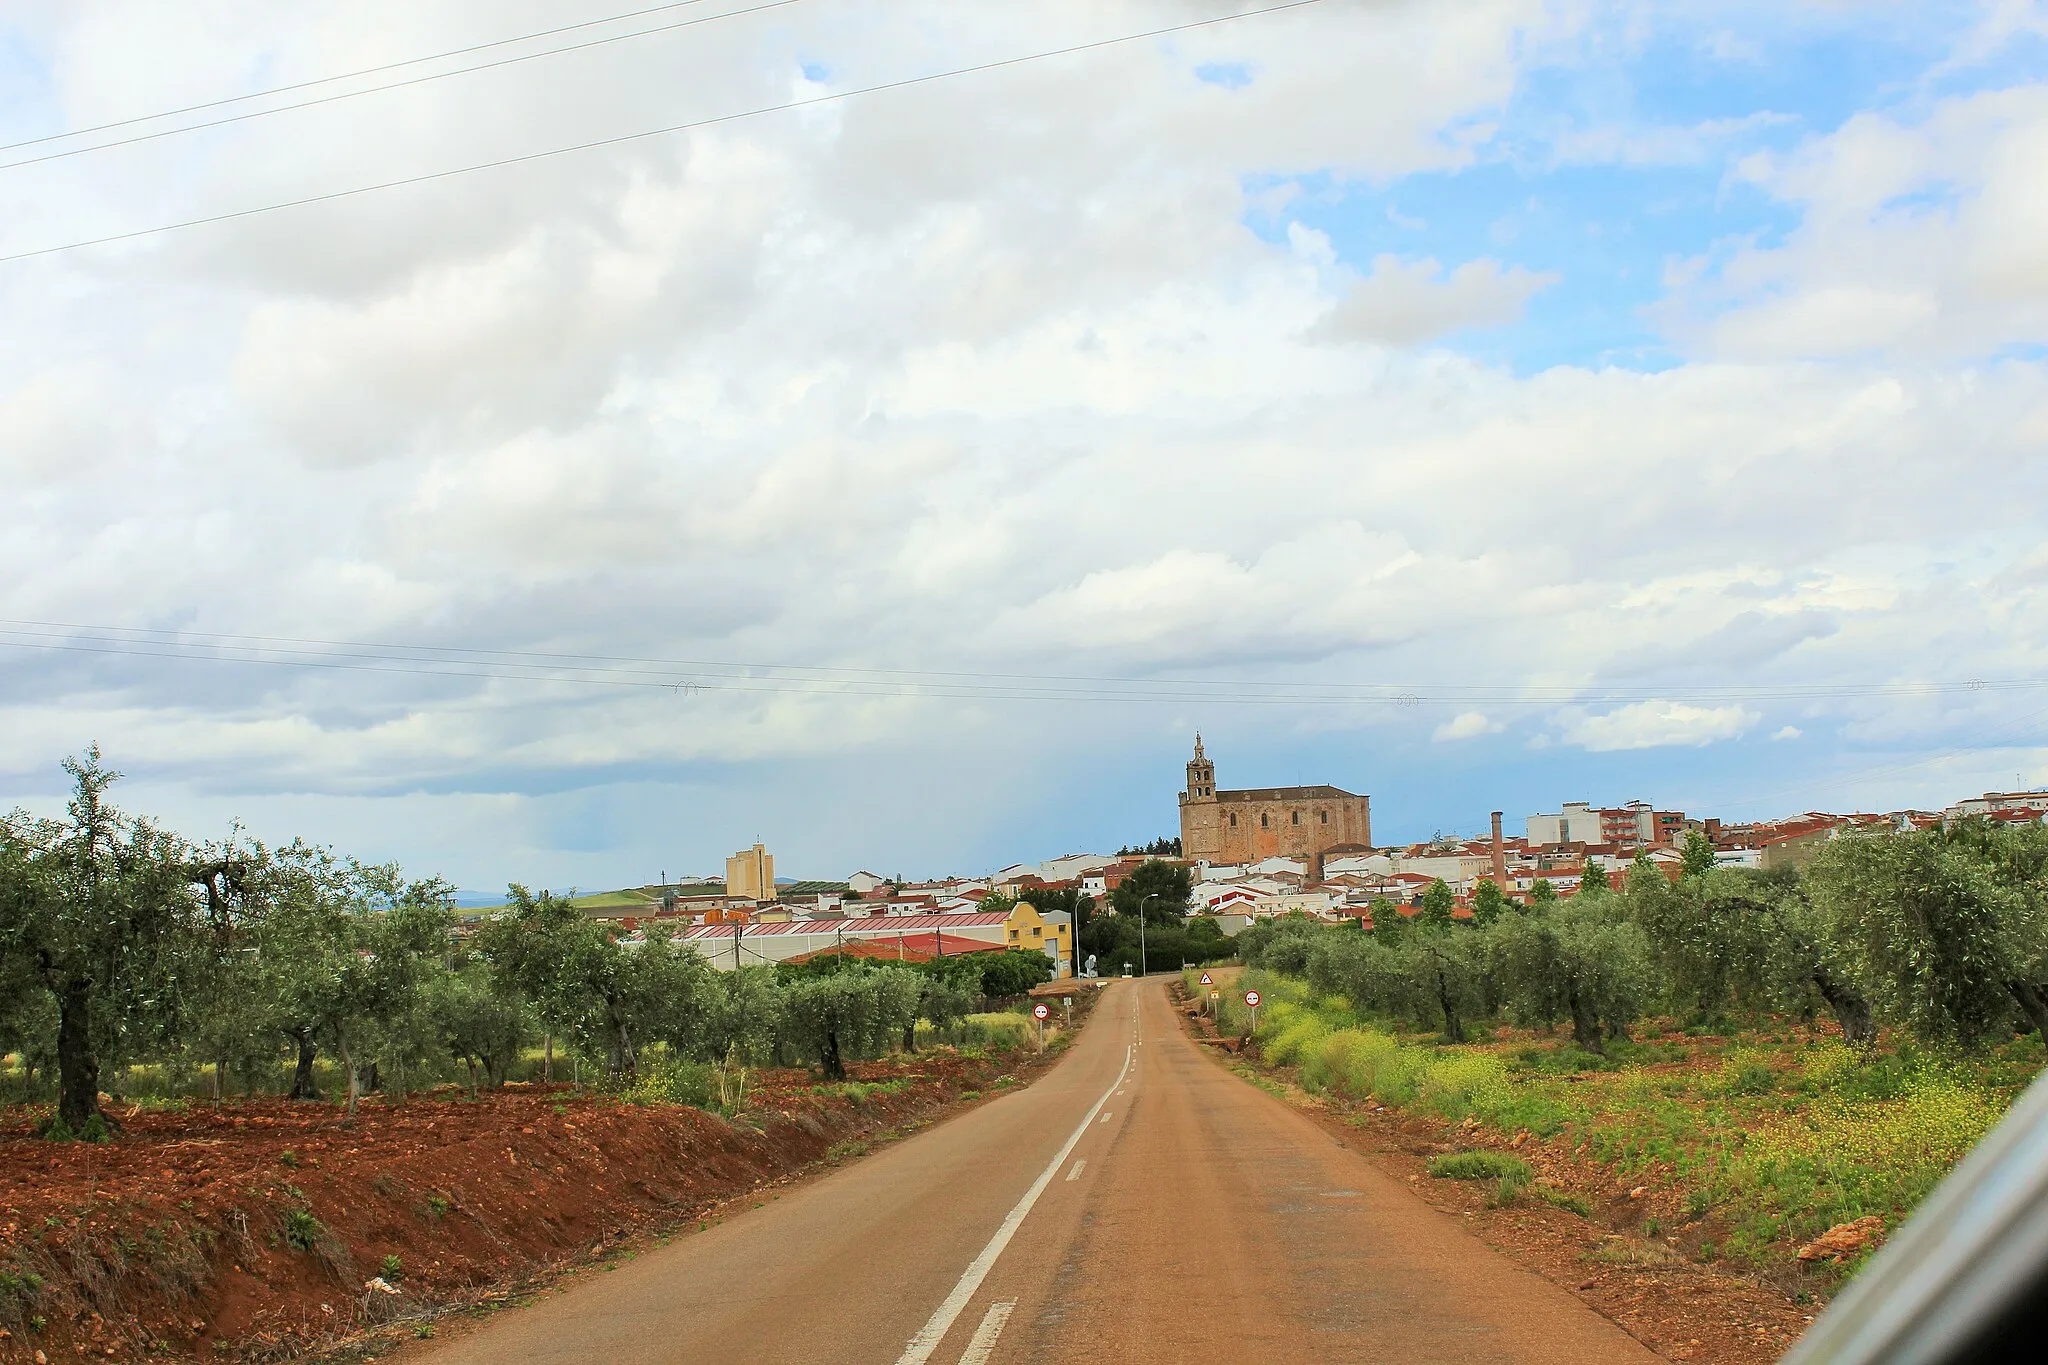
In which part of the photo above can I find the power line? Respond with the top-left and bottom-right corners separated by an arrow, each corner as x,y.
0,0 -> 808,174
0,0 -> 1334,266
0,0 -> 745,155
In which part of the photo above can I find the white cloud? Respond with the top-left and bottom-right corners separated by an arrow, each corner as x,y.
1434,712 -> 1503,742
1559,701 -> 1760,752
1773,725 -> 1804,742
2,2 -> 2047,878
1662,86 -> 2048,360
1311,254 -> 1557,345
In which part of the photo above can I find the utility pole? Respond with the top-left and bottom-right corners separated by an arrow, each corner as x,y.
734,916 -> 743,973
1139,894 -> 1157,977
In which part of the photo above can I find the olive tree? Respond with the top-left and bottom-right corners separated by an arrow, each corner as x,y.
1808,824 -> 2048,1048
0,750 -> 197,1136
779,967 -> 921,1080
259,848 -> 453,1114
1491,889 -> 1652,1053
476,886 -> 712,1079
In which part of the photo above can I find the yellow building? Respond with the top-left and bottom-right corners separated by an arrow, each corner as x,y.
724,843 -> 775,901
1007,901 -> 1075,977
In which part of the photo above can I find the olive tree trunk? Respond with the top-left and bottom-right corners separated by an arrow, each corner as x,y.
53,977 -> 108,1134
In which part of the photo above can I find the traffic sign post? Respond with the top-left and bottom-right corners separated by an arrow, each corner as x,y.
1244,988 -> 1262,1033
1033,1001 -> 1051,1051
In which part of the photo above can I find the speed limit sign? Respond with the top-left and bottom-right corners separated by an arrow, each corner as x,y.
1243,989 -> 1261,1008
1032,1002 -> 1051,1020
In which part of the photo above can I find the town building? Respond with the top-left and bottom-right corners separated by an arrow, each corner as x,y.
680,900 -> 1075,976
1177,736 -> 1371,867
1526,801 -> 1685,849
724,842 -> 776,900
1945,791 -> 2048,825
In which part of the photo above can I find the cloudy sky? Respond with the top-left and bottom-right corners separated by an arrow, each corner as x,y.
4,0 -> 2046,894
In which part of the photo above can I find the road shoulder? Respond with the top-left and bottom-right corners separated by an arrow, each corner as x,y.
1170,984 -> 1812,1365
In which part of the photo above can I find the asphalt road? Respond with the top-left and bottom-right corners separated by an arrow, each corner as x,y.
419,979 -> 1658,1363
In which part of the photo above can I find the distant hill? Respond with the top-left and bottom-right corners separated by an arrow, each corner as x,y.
455,887 -> 658,917
456,879 -> 844,916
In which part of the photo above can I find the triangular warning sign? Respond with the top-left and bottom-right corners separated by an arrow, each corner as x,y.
1198,972 -> 1213,985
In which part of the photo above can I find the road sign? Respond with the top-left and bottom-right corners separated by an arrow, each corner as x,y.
1243,989 -> 1262,1008
1032,1002 -> 1051,1021
1198,972 -> 1213,986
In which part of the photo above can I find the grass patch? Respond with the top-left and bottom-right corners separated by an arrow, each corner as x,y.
813,1078 -> 911,1104
1531,1186 -> 1592,1217
1235,967 -> 2032,1268
1427,1151 -> 1533,1182
1590,1237 -> 1685,1268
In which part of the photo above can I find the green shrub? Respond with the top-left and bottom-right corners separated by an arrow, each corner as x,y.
1417,1053 -> 1513,1121
1426,1151 -> 1533,1182
1719,1048 -> 1777,1096
0,1267 -> 47,1326
282,1209 -> 323,1251
625,1058 -> 715,1108
1261,1013 -> 1330,1068
958,1013 -> 1035,1051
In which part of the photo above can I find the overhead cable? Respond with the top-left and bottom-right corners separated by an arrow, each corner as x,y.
0,0 -> 749,155
0,0 -> 808,173
0,0 -> 1333,265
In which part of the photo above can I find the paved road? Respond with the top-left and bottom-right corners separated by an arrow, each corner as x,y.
419,979 -> 1658,1363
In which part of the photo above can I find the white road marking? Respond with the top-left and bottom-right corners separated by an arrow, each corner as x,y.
1065,1159 -> 1085,1182
956,1300 -> 1015,1365
1098,1113 -> 1111,1124
892,1045 -> 1132,1365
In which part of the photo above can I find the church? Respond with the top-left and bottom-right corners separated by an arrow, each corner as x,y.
1177,736 -> 1372,866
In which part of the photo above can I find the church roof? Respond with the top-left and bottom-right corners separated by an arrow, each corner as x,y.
1215,785 -> 1364,801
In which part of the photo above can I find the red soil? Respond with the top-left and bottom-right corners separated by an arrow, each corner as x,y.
0,1052 -> 1032,1363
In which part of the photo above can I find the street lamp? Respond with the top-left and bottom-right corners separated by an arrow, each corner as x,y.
1138,893 -> 1157,978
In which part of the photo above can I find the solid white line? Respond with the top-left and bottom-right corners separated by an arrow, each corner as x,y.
892,1044 -> 1133,1365
956,1299 -> 1016,1365
1064,1159 -> 1085,1182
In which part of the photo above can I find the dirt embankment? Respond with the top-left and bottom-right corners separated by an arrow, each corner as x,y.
1172,984 -> 1814,1365
0,1050 -> 1048,1363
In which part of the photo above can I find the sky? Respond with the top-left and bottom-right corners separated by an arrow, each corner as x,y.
3,0 -> 2048,893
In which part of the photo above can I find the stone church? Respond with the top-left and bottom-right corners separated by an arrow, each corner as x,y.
1177,736 -> 1372,866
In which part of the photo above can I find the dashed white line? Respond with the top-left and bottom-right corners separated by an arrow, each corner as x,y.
956,1299 -> 1015,1365
1065,1159 -> 1086,1182
891,1046 -> 1132,1365
1098,1113 -> 1111,1124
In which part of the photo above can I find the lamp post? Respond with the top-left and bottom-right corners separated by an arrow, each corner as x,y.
1139,893 -> 1157,978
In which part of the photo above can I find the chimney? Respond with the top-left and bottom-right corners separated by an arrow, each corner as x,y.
1491,811 -> 1507,887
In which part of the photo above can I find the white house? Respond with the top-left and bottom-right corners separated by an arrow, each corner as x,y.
1040,853 -> 1118,882
1251,890 -> 1333,918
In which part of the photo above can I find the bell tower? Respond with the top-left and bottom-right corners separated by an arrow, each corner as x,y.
1185,734 -> 1216,802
